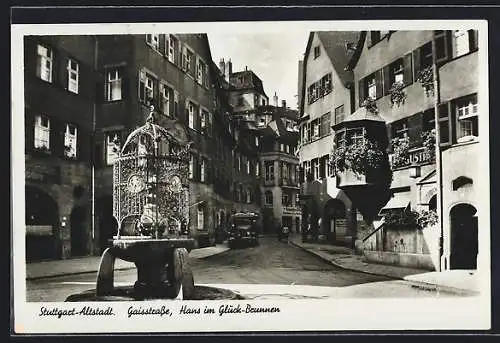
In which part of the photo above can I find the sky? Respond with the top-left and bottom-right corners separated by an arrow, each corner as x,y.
208,31 -> 310,111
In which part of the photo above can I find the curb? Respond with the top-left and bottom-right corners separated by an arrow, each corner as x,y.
27,246 -> 230,281
289,239 -> 404,280
290,240 -> 478,296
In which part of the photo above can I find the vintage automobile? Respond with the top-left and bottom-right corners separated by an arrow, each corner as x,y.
227,212 -> 260,248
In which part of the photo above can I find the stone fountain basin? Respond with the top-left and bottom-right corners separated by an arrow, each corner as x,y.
110,236 -> 195,264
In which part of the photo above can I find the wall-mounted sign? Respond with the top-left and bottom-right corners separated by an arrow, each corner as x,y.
390,147 -> 433,169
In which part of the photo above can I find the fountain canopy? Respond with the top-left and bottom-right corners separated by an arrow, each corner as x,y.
112,107 -> 192,239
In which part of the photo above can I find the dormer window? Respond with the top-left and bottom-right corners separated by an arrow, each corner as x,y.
314,46 -> 321,59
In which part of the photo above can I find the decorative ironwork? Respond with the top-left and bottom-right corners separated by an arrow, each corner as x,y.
112,106 -> 192,239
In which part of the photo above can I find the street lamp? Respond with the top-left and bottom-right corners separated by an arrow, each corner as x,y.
409,164 -> 421,178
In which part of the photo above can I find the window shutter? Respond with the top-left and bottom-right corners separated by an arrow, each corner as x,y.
375,69 -> 384,99
382,65 -> 391,95
138,71 -> 145,102
63,58 -> 69,91
412,48 -> 421,81
358,78 -> 365,106
403,52 -> 413,86
408,113 -> 423,148
438,102 -> 451,145
154,79 -> 161,110
158,34 -> 166,55
469,30 -> 478,51
121,67 -> 129,100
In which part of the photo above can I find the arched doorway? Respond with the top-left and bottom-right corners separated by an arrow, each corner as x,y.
25,186 -> 59,261
450,203 -> 478,269
97,195 -> 117,253
429,195 -> 437,211
323,199 -> 347,244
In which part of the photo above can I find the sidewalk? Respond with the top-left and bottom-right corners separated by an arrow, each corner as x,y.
289,235 -> 479,295
26,244 -> 229,280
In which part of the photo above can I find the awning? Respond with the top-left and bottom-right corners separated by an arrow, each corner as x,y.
379,192 -> 411,214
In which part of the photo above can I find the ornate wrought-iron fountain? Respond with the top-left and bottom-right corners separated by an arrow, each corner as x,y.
94,106 -> 196,300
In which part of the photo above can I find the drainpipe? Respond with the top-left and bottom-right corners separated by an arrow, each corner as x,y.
431,35 -> 444,272
91,36 -> 98,246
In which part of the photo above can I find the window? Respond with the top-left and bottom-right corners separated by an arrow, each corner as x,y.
146,34 -> 160,50
420,42 -> 433,69
161,83 -> 173,116
237,96 -> 244,106
455,94 -> 478,142
280,143 -> 285,152
139,71 -> 156,105
367,74 -> 377,100
167,34 -> 179,64
183,48 -> 194,74
286,145 -> 290,154
312,158 -> 320,180
197,58 -> 208,86
200,158 -> 206,182
246,188 -> 251,203
265,191 -> 273,205
34,115 -> 50,150
106,69 -> 122,101
350,128 -> 365,147
390,59 -> 404,85
334,105 -> 344,125
255,136 -> 260,146
265,161 -> 274,181
256,161 -> 260,177
67,59 -> 79,94
200,109 -> 207,132
392,120 -> 409,139
189,154 -> 194,179
454,30 -> 470,57
236,154 -> 241,171
312,119 -> 320,139
314,46 -> 321,59
105,132 -> 120,165
188,102 -> 195,129
282,193 -> 290,206
308,73 -> 332,104
335,130 -> 346,149
321,73 -> 333,94
197,205 -> 205,230
64,123 -> 77,158
36,44 -> 52,82
246,160 -> 251,174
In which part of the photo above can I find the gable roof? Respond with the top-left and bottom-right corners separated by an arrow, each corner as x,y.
299,31 -> 361,116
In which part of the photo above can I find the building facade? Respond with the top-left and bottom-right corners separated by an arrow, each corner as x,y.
298,31 -> 361,245
24,34 -> 266,260
346,30 -> 480,271
24,35 -> 97,261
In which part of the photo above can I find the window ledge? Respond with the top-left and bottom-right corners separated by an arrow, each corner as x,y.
454,137 -> 479,147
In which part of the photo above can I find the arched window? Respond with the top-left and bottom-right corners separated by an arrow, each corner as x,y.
265,191 -> 273,205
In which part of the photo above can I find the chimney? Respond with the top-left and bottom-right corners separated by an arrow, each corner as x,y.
225,59 -> 233,81
245,66 -> 248,71
282,100 -> 286,108
219,58 -> 225,76
273,92 -> 278,107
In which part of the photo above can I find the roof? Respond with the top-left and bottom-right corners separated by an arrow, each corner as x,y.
299,31 -> 361,117
315,31 -> 361,86
229,70 -> 267,97
332,106 -> 385,129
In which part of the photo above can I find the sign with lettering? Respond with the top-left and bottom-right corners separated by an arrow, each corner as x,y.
390,147 -> 434,169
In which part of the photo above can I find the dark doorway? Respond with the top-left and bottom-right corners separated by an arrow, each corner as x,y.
323,199 -> 347,244
98,195 -> 117,253
429,195 -> 437,211
295,217 -> 300,234
70,205 -> 87,256
450,203 -> 478,269
25,187 -> 59,261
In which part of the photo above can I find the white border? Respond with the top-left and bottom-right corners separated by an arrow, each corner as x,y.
11,20 -> 491,333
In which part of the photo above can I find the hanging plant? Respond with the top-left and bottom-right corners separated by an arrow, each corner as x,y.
421,129 -> 436,162
331,138 -> 386,175
416,66 -> 434,97
416,209 -> 439,229
390,136 -> 410,169
361,97 -> 379,115
388,81 -> 407,107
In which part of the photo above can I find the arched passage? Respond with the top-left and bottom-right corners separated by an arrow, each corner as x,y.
450,203 -> 478,270
97,195 -> 117,253
323,199 -> 347,244
25,186 -> 59,261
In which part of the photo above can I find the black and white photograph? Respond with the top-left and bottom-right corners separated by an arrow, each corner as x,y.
11,18 -> 491,333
